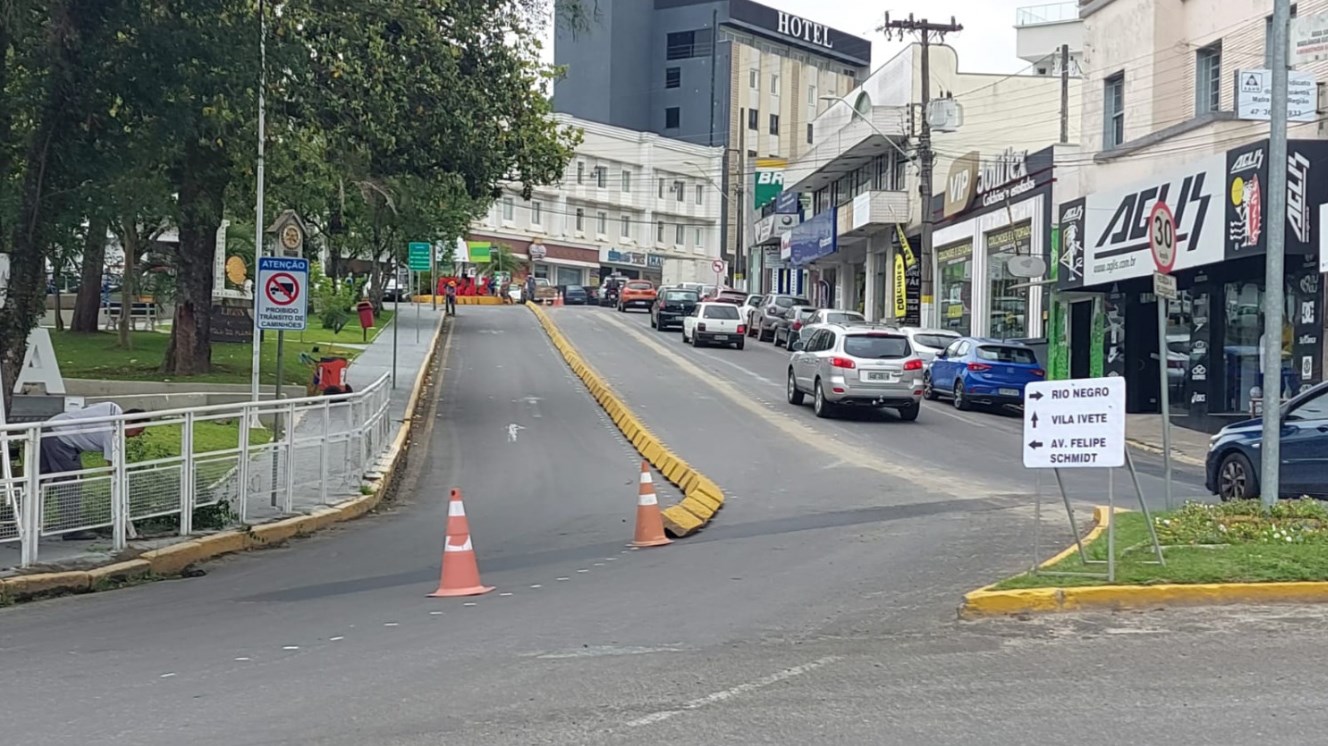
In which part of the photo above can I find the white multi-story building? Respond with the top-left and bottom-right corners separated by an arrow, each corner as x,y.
470,114 -> 724,287
1058,0 -> 1326,425
773,40 -> 1081,333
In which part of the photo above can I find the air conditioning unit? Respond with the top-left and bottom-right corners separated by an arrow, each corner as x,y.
927,98 -> 963,133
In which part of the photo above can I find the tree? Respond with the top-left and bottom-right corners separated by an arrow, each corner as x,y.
70,217 -> 109,332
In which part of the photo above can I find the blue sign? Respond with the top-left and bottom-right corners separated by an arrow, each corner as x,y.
256,256 -> 310,331
775,190 -> 801,215
789,210 -> 836,266
606,248 -> 666,269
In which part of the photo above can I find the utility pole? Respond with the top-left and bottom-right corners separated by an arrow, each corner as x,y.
1059,44 -> 1070,144
736,113 -> 747,289
708,8 -> 718,147
882,14 -> 962,327
1260,0 -> 1291,509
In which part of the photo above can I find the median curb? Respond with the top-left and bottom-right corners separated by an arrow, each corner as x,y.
960,506 -> 1328,618
0,313 -> 448,606
1126,438 -> 1206,467
526,302 -> 722,537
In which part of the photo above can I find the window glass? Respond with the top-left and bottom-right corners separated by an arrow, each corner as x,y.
976,346 -> 1038,364
986,222 -> 1032,339
1288,390 -> 1328,421
664,290 -> 697,302
844,334 -> 910,359
795,308 -> 817,321
825,312 -> 864,325
937,239 -> 973,335
956,341 -> 972,357
914,333 -> 958,350
703,305 -> 740,320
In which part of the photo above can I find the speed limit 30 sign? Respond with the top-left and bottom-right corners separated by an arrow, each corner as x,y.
1148,201 -> 1177,274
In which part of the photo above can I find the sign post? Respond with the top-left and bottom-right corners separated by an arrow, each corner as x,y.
256,255 -> 308,507
409,242 -> 429,344
711,258 -> 728,289
1023,377 -> 1163,581
1148,201 -> 1177,510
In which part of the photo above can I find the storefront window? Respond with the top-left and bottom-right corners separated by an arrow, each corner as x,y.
1223,278 -> 1304,413
985,222 -> 1032,339
556,266 -> 583,287
1165,291 -> 1197,412
533,263 -> 549,280
936,239 -> 973,335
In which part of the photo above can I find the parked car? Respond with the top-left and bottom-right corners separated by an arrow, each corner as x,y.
923,338 -> 1045,410
1206,381 -> 1328,501
741,294 -> 764,330
560,285 -> 590,305
651,288 -> 700,331
752,293 -> 811,342
617,280 -> 657,312
710,289 -> 747,306
899,328 -> 962,366
773,305 -> 818,348
681,302 -> 746,349
793,310 -> 868,347
786,325 -> 923,421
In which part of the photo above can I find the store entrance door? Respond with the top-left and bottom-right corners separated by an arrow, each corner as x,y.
1126,293 -> 1162,413
1069,300 -> 1093,379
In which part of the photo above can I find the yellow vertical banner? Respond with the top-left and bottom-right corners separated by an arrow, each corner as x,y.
895,224 -> 916,267
893,254 -> 907,318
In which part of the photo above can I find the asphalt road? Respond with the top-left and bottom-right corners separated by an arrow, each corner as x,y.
3,305 -> 1324,745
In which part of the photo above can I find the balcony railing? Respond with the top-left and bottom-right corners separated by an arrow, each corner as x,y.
1015,2 -> 1079,26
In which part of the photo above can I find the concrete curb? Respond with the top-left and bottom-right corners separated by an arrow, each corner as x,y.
960,506 -> 1328,617
525,302 -> 721,537
1126,438 -> 1206,467
0,313 -> 448,606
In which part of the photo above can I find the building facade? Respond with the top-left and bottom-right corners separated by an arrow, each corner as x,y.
553,0 -> 871,278
777,41 -> 1082,333
468,114 -> 724,287
1060,0 -> 1328,428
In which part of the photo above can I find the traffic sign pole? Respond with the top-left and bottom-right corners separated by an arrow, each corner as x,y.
1148,201 -> 1176,510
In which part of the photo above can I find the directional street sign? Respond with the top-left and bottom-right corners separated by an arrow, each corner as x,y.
1022,377 -> 1126,469
256,256 -> 309,331
408,241 -> 431,272
1153,272 -> 1178,301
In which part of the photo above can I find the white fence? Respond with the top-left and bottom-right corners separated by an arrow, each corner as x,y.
1,374 -> 393,568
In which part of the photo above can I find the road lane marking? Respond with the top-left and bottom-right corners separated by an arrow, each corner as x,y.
625,655 -> 842,727
590,311 -> 1020,497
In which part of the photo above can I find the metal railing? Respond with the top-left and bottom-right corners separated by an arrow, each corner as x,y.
0,374 -> 393,568
1015,2 -> 1079,26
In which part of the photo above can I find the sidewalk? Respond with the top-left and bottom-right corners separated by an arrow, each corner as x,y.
1,304 -> 445,574
1127,414 -> 1211,467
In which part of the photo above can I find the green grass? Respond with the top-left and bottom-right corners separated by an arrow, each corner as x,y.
80,420 -> 274,469
994,502 -> 1328,589
290,309 -> 394,345
51,329 -> 363,387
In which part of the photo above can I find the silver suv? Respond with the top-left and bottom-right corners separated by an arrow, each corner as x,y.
786,325 -> 924,421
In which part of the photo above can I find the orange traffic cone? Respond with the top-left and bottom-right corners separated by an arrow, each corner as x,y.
631,461 -> 672,548
428,489 -> 494,597
553,291 -> 564,308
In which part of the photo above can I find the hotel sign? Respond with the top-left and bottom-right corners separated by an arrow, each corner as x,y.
778,11 -> 833,49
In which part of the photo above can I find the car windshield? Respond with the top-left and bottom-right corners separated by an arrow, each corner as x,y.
566,285 -> 584,292
914,333 -> 959,350
774,296 -> 808,308
976,345 -> 1038,364
844,334 -> 911,359
824,312 -> 863,324
703,305 -> 741,319
664,290 -> 697,301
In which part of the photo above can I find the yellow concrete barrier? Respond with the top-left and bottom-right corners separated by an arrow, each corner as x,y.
527,302 -> 724,537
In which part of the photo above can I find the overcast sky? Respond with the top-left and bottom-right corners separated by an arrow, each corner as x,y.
543,0 -> 1037,74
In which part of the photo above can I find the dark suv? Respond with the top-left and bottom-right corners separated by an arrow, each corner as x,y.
751,294 -> 811,342
651,288 -> 699,331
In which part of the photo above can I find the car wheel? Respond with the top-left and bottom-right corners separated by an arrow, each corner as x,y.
897,401 -> 920,422
1217,452 -> 1259,501
735,339 -> 745,351
650,316 -> 657,328
953,381 -> 971,411
922,373 -> 939,401
692,333 -> 702,348
760,324 -> 773,343
680,328 -> 689,343
787,369 -> 805,405
774,329 -> 784,348
813,379 -> 834,418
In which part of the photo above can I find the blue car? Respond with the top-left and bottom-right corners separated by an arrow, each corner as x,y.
923,337 -> 1044,410
1206,381 -> 1328,501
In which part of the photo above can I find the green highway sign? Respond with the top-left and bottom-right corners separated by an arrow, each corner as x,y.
408,241 -> 431,272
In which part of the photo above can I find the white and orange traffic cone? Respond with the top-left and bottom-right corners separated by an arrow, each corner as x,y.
428,489 -> 494,597
631,460 -> 672,548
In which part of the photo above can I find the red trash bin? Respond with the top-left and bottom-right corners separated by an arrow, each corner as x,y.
356,300 -> 375,329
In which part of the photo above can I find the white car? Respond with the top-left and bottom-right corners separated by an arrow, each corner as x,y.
681,302 -> 746,350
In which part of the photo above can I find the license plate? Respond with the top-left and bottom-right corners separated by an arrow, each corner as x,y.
1000,388 -> 1019,396
863,371 -> 897,382
713,335 -> 729,341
